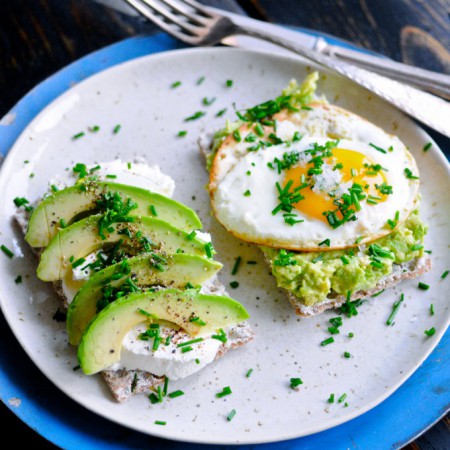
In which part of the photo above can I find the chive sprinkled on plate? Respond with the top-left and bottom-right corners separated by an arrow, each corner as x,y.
318,238 -> 330,247
186,230 -> 197,241
369,143 -> 387,154
226,409 -> 236,421
113,124 -> 121,134
168,390 -> 184,399
177,338 -> 204,348
216,386 -> 232,398
185,111 -> 206,121
371,289 -> 384,297
290,378 -> 303,389
204,242 -> 214,258
243,190 -> 251,197
344,352 -> 351,359
348,332 -> 354,338
1,245 -> 14,258
196,76 -> 205,85
386,293 -> 404,326
231,256 -> 241,275
338,393 -> 347,403
327,393 -> 335,403
216,108 -> 227,117
246,368 -> 253,378
189,316 -> 206,326
230,281 -> 239,289
89,125 -> 100,132
320,337 -> 334,346
72,131 -> 85,140
430,304 -> 435,316
171,81 -> 182,88
154,421 -> 166,426
424,327 -> 436,337
60,218 -> 67,229
423,142 -> 432,152
177,130 -> 187,137
212,328 -> 227,343
203,97 -> 216,106
226,79 -> 233,87
418,282 -> 430,290
181,346 -> 193,353
441,270 -> 449,280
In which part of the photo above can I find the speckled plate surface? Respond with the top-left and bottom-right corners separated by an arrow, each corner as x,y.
0,47 -> 448,445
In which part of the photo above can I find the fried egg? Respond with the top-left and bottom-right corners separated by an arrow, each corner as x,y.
209,104 -> 420,250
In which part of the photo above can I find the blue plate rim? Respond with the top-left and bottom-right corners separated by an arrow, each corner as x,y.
0,31 -> 448,450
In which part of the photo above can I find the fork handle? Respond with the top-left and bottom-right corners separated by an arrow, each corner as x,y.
235,25 -> 450,139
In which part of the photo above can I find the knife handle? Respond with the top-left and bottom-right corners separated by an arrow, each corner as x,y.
238,25 -> 450,138
315,38 -> 450,100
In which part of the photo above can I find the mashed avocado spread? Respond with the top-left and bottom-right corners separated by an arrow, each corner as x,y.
262,210 -> 426,306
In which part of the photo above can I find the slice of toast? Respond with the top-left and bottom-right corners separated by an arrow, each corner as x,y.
15,210 -> 253,403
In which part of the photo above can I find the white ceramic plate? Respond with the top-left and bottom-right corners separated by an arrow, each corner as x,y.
0,48 -> 448,445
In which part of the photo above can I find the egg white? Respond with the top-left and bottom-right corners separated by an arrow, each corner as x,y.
209,104 -> 420,250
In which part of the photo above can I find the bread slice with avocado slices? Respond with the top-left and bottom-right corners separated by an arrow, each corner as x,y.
15,161 -> 253,402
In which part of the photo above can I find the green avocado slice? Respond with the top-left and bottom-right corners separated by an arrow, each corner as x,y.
67,254 -> 222,345
37,214 -> 211,281
78,288 -> 250,375
25,182 -> 202,248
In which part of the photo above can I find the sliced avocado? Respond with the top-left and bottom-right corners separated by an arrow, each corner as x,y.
25,182 -> 202,248
67,254 -> 222,345
37,214 -> 211,281
78,288 -> 250,375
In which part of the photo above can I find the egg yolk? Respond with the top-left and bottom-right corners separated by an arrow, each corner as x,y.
284,148 -> 388,223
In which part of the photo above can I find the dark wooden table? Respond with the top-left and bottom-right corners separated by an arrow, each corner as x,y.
0,1 -> 449,448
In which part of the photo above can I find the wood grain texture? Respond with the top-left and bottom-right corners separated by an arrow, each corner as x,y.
0,0 -> 448,449
243,0 -> 450,71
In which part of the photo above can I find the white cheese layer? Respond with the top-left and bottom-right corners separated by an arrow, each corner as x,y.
110,324 -> 223,380
50,159 -> 175,197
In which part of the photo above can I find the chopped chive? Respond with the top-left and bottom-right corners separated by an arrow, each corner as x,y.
246,170 -> 251,176
171,81 -> 182,88
233,129 -> 241,142
51,184 -> 59,192
371,289 -> 385,297
348,332 -> 354,338
351,168 -> 357,177
254,123 -> 264,137
212,328 -> 227,343
154,421 -> 166,426
177,130 -> 187,137
196,76 -> 205,85
340,255 -> 350,265
216,386 -> 232,398
14,275 -> 22,284
327,393 -> 335,403
69,255 -> 75,263
177,338 -> 204,348
404,168 -> 419,179
290,377 -> 303,389
441,270 -> 449,280
247,260 -> 257,265
0,244 -> 14,258
243,190 -> 251,197
226,79 -> 233,87
418,282 -> 430,291
113,124 -> 121,134
343,352 -> 351,358
423,142 -> 432,152
149,205 -> 158,216
292,131 -> 302,142
181,346 -> 193,353
168,390 -> 184,398
203,97 -> 216,106
89,125 -> 100,132
230,281 -> 239,289
71,258 -> 86,269
185,111 -> 206,121
430,304 -> 434,316
424,327 -> 436,337
29,173 -> 35,178
386,293 -> 404,326
163,377 -> 169,396
106,174 -> 117,179
72,132 -> 85,140
60,218 -> 67,229
355,236 -> 363,244
195,358 -> 200,364
320,337 -> 335,346
411,244 -> 423,251
318,239 -> 331,247
312,253 -> 324,263
369,143 -> 387,154
187,230 -> 197,240
185,282 -> 195,289
231,256 -> 241,275
246,368 -> 253,378
301,105 -> 313,111
138,309 -> 158,319
13,197 -> 30,207
216,108 -> 227,117
226,409 -> 236,421
204,242 -> 214,258
90,165 -> 101,173
189,316 -> 206,326
338,393 -> 347,403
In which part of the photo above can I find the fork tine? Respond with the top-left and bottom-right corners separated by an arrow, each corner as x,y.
140,0 -> 203,34
174,0 -> 216,19
125,0 -> 200,43
160,0 -> 211,26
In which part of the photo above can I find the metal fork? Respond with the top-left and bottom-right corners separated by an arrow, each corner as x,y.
124,0 -> 450,139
